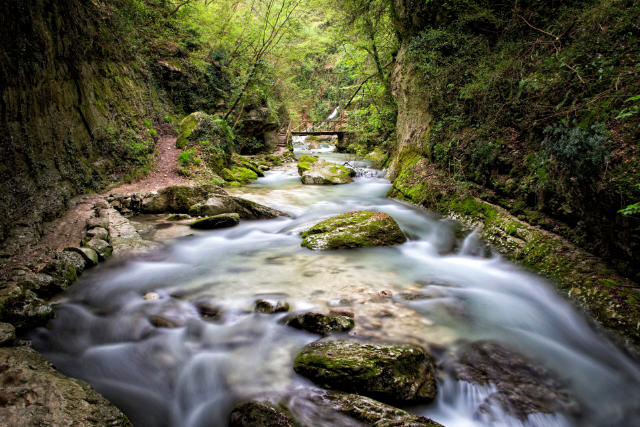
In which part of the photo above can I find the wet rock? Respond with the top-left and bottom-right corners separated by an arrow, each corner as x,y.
190,213 -> 240,230
377,290 -> 393,298
307,390 -> 444,426
297,155 -> 355,185
167,214 -> 192,221
108,208 -> 162,256
443,340 -> 580,420
0,346 -> 132,425
0,287 -> 55,332
86,216 -> 109,230
15,273 -> 54,296
144,292 -> 160,300
259,165 -> 270,171
301,211 -> 407,251
327,298 -> 351,307
195,301 -> 221,319
40,252 -> 83,294
86,226 -> 109,241
329,308 -> 354,318
229,401 -> 296,427
64,247 -> 99,267
287,312 -> 354,335
254,299 -> 290,314
294,340 -> 437,401
85,238 -> 113,260
190,195 -> 288,219
0,323 -> 15,347
141,184 -> 227,214
149,316 -> 180,328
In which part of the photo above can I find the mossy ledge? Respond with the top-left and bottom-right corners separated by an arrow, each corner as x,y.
388,156 -> 640,353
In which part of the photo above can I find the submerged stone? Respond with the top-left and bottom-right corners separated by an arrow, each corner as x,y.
255,299 -> 290,314
190,213 -> 240,230
287,312 -> 354,335
301,211 -> 407,250
293,340 -> 437,401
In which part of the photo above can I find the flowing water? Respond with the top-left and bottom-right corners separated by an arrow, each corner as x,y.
31,147 -> 640,427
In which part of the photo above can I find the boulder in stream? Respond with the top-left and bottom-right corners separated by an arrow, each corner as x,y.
293,340 -> 437,402
141,184 -> 227,214
301,211 -> 407,250
287,312 -> 354,335
255,299 -> 290,314
190,195 -> 288,219
190,213 -> 240,229
443,340 -> 581,420
297,155 -> 355,185
0,346 -> 132,426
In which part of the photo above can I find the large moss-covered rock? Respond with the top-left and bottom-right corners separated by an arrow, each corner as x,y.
308,390 -> 444,427
0,286 -> 55,333
190,213 -> 240,229
293,340 -> 437,402
39,251 -> 84,295
229,401 -> 297,427
190,195 -> 288,220
301,211 -> 407,250
141,184 -> 227,214
0,346 -> 132,426
287,312 -> 354,335
297,155 -> 355,185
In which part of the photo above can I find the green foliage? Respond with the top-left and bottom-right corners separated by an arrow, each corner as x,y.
619,184 -> 640,216
542,123 -> 611,185
178,149 -> 200,167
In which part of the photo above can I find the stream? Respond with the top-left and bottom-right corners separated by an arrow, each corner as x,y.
30,145 -> 640,427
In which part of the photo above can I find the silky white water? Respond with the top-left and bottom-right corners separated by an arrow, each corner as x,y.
31,151 -> 640,427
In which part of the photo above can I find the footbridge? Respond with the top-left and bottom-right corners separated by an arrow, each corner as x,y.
280,120 -> 352,150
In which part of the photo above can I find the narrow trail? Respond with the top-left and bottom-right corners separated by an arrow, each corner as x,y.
107,133 -> 189,195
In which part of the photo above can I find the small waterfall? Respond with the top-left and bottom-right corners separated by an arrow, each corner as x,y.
327,107 -> 339,120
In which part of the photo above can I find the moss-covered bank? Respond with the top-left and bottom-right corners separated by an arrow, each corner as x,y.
389,158 -> 640,352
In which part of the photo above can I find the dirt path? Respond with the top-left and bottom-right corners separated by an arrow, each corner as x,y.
107,134 -> 189,195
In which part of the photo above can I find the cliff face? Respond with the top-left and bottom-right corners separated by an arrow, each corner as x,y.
388,0 -> 640,279
0,0 -> 157,252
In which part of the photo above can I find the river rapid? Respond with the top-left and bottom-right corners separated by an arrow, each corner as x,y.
31,146 -> 640,427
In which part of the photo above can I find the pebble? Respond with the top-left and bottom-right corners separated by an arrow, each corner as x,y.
329,308 -> 354,318
144,292 -> 160,300
377,290 -> 393,298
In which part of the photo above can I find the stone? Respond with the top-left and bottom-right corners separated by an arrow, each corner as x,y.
64,247 -> 99,267
0,323 -> 15,347
141,184 -> 227,214
301,211 -> 407,251
254,299 -> 290,314
149,316 -> 180,328
85,238 -> 113,260
108,208 -> 162,256
86,216 -> 109,230
0,288 -> 55,332
306,390 -> 444,427
293,340 -> 437,401
190,213 -> 240,229
86,226 -> 109,241
94,200 -> 110,209
167,214 -> 192,221
0,346 -> 132,426
221,167 -> 259,184
287,312 -> 354,335
443,340 -> 580,420
229,401 -> 296,427
189,195 -> 289,220
15,274 -> 54,296
258,165 -> 270,171
297,155 -> 355,185
40,252 -> 83,295
144,292 -> 160,300
329,308 -> 354,318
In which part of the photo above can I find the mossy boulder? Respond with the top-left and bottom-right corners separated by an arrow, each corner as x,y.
293,340 -> 437,402
229,401 -> 297,427
0,286 -> 55,333
233,155 -> 265,177
177,112 -> 234,172
308,390 -> 444,426
85,238 -> 113,261
255,299 -> 290,314
221,166 -> 259,184
301,211 -> 407,251
365,148 -> 389,169
189,213 -> 240,230
287,312 -> 354,335
65,247 -> 99,268
297,155 -> 355,185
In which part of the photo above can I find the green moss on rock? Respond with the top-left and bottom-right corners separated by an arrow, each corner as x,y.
301,211 -> 407,251
293,340 -> 437,402
286,312 -> 354,335
189,213 -> 240,229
